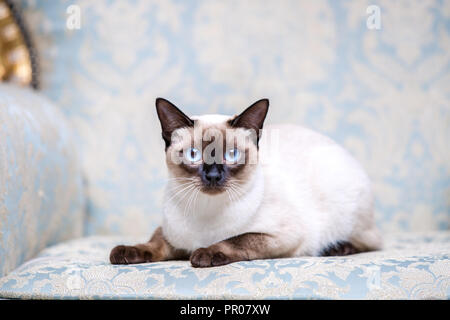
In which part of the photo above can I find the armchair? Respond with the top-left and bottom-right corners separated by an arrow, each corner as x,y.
0,0 -> 448,299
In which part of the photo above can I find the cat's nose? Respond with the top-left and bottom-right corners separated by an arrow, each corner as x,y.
203,164 -> 223,186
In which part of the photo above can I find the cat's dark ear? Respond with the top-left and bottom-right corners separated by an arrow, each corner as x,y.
229,99 -> 269,133
155,98 -> 194,148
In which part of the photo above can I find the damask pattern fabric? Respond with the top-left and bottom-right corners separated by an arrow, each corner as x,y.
0,84 -> 85,277
0,232 -> 448,299
16,0 -> 450,235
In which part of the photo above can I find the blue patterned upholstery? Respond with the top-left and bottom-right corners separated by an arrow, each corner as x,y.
0,0 -> 448,299
0,84 -> 85,278
0,232 -> 448,299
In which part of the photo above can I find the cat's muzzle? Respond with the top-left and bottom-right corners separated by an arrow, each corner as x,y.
200,163 -> 226,191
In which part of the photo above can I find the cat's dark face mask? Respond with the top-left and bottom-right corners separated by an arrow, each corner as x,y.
200,163 -> 227,188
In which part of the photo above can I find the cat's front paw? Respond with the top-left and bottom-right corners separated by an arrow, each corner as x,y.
110,245 -> 152,265
190,247 -> 231,268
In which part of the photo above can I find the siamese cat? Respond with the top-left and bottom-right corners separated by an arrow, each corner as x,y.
110,98 -> 382,267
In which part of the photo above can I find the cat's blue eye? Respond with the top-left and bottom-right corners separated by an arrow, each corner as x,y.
225,148 -> 241,163
185,147 -> 202,162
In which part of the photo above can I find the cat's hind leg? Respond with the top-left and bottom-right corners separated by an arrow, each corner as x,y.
347,206 -> 383,253
349,226 -> 383,252
320,241 -> 362,256
110,227 -> 189,264
321,227 -> 383,256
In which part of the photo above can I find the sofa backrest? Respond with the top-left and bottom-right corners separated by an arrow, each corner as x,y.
19,0 -> 449,235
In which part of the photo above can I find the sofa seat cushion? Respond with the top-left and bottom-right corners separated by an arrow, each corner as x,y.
0,232 -> 448,299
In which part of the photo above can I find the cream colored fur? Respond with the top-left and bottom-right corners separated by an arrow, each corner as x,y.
162,117 -> 382,256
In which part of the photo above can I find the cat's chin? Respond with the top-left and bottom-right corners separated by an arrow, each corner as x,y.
201,186 -> 226,195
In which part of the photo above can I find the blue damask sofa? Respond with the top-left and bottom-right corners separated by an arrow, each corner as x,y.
0,0 -> 449,299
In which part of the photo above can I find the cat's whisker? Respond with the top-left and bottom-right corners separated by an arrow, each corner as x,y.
175,185 -> 196,218
165,185 -> 194,202
228,179 -> 248,183
182,191 -> 192,218
190,187 -> 201,217
164,177 -> 196,182
228,186 -> 239,203
166,183 -> 196,204
229,183 -> 245,193
230,188 -> 239,202
191,186 -> 202,215
228,183 -> 246,197
178,186 -> 197,230
228,180 -> 246,188
228,184 -> 248,207
184,186 -> 198,218
225,189 -> 233,203
174,185 -> 197,212
167,180 -> 197,192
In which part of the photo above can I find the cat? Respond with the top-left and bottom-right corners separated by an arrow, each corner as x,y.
110,98 -> 382,267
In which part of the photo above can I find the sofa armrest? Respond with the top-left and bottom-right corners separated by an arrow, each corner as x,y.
0,84 -> 85,277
